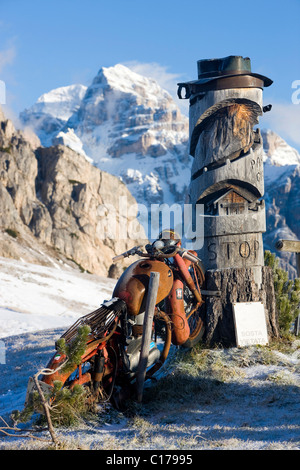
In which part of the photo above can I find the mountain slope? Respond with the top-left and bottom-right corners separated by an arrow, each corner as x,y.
20,84 -> 87,147
262,129 -> 300,276
18,65 -> 300,276
0,106 -> 147,276
20,64 -> 190,207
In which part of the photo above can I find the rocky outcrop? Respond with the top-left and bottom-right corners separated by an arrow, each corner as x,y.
33,144 -> 147,275
0,107 -> 147,275
17,67 -> 300,278
0,108 -> 37,227
20,64 -> 190,206
20,84 -> 87,147
262,130 -> 300,277
0,107 -> 48,265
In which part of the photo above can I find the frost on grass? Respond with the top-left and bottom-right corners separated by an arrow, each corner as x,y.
1,256 -> 300,450
1,329 -> 300,450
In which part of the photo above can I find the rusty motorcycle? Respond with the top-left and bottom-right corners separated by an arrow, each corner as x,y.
28,234 -> 205,410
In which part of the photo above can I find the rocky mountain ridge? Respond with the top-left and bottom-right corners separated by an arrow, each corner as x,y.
7,64 -> 300,277
20,64 -> 191,207
262,129 -> 300,277
0,106 -> 147,277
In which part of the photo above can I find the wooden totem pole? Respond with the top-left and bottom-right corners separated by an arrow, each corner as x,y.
178,56 -> 279,345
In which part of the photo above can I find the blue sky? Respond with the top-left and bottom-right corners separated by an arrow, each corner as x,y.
0,0 -> 299,150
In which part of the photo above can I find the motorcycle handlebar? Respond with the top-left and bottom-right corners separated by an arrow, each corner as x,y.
112,245 -> 143,262
112,245 -> 173,262
180,250 -> 201,264
112,245 -> 201,263
112,253 -> 126,262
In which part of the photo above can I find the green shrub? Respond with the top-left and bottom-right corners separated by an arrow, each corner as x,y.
0,145 -> 12,154
264,250 -> 300,334
11,325 -> 93,428
56,325 -> 91,374
47,381 -> 91,427
5,228 -> 18,238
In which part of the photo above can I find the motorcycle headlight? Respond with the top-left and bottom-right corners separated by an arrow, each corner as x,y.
153,240 -> 165,250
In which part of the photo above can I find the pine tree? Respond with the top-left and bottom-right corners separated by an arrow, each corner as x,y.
56,324 -> 91,373
264,251 -> 300,334
11,325 -> 93,428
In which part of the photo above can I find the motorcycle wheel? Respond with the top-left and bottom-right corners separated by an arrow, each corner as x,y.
42,310 -> 172,411
181,262 -> 206,349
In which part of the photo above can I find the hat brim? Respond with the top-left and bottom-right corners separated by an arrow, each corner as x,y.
179,72 -> 273,88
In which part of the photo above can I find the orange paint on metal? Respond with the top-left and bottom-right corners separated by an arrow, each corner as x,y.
174,254 -> 202,304
113,259 -> 173,316
166,278 -> 190,346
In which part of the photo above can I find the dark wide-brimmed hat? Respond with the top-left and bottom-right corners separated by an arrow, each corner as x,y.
178,55 -> 273,98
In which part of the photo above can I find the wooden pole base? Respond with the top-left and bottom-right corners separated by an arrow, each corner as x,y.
204,266 -> 279,346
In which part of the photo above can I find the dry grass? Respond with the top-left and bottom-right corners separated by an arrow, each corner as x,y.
2,337 -> 300,450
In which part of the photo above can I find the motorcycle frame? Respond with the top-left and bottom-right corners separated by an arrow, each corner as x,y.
164,252 -> 203,345
41,250 -> 203,391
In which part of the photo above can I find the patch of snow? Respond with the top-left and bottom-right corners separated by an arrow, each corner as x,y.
262,129 -> 300,166
0,256 -> 116,339
0,257 -> 300,450
53,128 -> 91,161
25,84 -> 87,122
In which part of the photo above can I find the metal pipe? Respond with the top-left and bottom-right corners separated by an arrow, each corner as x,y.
136,272 -> 160,402
174,253 -> 203,304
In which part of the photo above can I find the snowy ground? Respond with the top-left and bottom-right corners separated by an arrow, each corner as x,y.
0,256 -> 116,339
0,256 -> 299,451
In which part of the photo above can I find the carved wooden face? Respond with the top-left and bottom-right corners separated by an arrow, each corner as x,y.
193,101 -> 262,165
189,97 -> 264,207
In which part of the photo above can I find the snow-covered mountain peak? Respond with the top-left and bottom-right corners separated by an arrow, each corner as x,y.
19,63 -> 189,206
75,63 -> 185,133
20,84 -> 87,147
262,129 -> 300,167
92,64 -> 173,105
25,84 -> 87,121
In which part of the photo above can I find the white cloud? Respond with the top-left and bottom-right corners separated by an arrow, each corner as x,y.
0,41 -> 16,74
122,61 -> 180,94
122,60 -> 189,116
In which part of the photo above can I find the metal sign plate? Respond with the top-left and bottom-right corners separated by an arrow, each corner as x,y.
232,301 -> 268,347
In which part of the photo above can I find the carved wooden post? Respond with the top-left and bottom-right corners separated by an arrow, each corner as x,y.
178,56 -> 279,345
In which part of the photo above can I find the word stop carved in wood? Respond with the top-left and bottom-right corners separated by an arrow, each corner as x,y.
178,56 -> 279,345
178,55 -> 273,284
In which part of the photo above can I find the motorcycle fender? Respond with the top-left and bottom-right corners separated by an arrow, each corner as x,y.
166,278 -> 190,346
